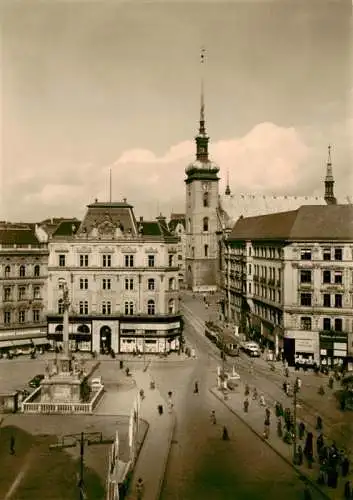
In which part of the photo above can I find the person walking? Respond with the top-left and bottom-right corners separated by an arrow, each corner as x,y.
10,435 -> 15,455
298,421 -> 305,440
210,410 -> 216,424
194,381 -> 199,394
136,477 -> 145,499
222,426 -> 229,441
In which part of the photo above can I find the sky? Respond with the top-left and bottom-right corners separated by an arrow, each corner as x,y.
1,0 -> 352,222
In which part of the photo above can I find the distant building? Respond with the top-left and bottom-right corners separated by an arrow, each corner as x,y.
0,223 -> 49,352
168,213 -> 186,287
223,204 -> 353,368
46,200 -> 182,354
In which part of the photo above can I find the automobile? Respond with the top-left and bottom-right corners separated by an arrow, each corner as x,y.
28,374 -> 45,388
242,342 -> 261,357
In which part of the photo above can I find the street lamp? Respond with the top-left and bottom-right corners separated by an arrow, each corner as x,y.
292,377 -> 300,464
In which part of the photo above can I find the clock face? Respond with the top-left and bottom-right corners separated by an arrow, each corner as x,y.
202,182 -> 209,191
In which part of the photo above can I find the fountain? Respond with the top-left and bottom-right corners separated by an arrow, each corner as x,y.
22,279 -> 104,414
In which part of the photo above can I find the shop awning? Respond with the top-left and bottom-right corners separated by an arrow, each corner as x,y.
0,341 -> 15,349
33,338 -> 50,346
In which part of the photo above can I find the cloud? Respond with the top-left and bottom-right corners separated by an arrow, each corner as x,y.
2,120 -> 350,222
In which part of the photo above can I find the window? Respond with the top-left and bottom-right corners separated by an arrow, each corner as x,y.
169,255 -> 173,267
323,270 -> 331,284
203,217 -> 209,231
334,271 -> 343,284
148,255 -> 155,267
168,299 -> 175,314
5,265 -> 11,278
178,254 -> 182,261
124,301 -> 134,315
33,309 -> 40,322
102,254 -> 111,268
300,270 -> 312,283
34,265 -> 40,277
18,286 -> 26,300
58,299 -> 64,314
204,245 -> 208,257
125,278 -> 134,290
300,317 -> 312,331
80,278 -> 89,290
18,310 -> 26,323
249,247 -> 252,257
125,255 -> 134,267
102,301 -> 111,315
147,279 -> 155,291
248,264 -> 252,275
4,287 -> 11,301
19,265 -> 26,277
334,294 -> 342,308
102,278 -> 111,290
147,299 -> 155,315
300,249 -> 311,261
33,286 -> 41,299
4,311 -> 11,324
59,254 -> 66,267
334,248 -> 342,261
323,248 -> 331,261
323,294 -> 331,307
300,293 -> 312,306
79,254 -> 89,267
203,192 -> 209,207
323,318 -> 331,331
79,300 -> 89,315
169,278 -> 175,290
248,282 -> 252,294
334,318 -> 343,331
192,247 -> 195,258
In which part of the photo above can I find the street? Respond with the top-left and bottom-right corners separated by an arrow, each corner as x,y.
155,292 -> 325,500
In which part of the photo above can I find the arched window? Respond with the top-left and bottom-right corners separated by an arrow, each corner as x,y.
192,247 -> 195,258
148,278 -> 155,291
147,299 -> 155,315
203,192 -> 209,207
77,324 -> 90,333
204,244 -> 209,257
34,265 -> 40,277
188,218 -> 191,232
5,265 -> 10,278
19,265 -> 26,277
169,278 -> 175,290
168,299 -> 175,314
55,324 -> 63,332
203,217 -> 209,232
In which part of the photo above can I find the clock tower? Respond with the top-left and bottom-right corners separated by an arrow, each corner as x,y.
184,82 -> 220,292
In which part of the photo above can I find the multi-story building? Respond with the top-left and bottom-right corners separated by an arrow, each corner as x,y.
223,205 -> 353,368
0,223 -> 49,352
46,200 -> 182,354
168,214 -> 186,288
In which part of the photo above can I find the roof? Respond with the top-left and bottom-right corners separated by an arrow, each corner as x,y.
53,220 -> 81,237
0,224 -> 41,245
86,201 -> 133,209
229,205 -> 353,242
140,221 -> 173,237
220,194 -> 326,228
76,201 -> 137,237
169,217 -> 185,233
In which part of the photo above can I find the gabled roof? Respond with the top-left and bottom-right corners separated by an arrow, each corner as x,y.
76,201 -> 137,237
0,224 -> 41,245
229,205 -> 353,242
140,220 -> 173,237
53,220 -> 81,237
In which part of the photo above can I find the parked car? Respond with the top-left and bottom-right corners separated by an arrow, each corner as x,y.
242,342 -> 261,357
28,374 -> 45,388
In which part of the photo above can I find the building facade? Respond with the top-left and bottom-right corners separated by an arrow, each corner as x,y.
0,223 -> 49,352
223,205 -> 353,368
46,200 -> 182,354
168,214 -> 186,287
184,90 -> 220,292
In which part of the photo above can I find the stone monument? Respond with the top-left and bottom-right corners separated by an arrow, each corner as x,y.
40,279 -> 85,403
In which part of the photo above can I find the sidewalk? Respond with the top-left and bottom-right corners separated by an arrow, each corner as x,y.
126,368 -> 175,500
210,380 -> 352,500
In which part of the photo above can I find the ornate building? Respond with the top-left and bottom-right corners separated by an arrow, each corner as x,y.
0,223 -> 49,352
184,88 -> 220,292
168,213 -> 186,288
46,200 -> 182,354
223,205 -> 353,369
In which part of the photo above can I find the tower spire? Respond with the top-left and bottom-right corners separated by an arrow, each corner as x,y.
195,47 -> 209,162
324,144 -> 337,205
225,168 -> 231,195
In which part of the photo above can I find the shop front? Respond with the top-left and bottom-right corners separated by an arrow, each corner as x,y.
319,331 -> 348,369
47,319 -> 92,352
119,320 -> 181,354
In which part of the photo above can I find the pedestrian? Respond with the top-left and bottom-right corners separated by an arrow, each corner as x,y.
344,480 -> 352,499
298,421 -> 305,440
10,435 -> 15,455
243,398 -> 249,413
244,384 -> 250,396
328,376 -> 334,389
222,426 -> 229,441
210,410 -> 216,424
263,416 -> 270,439
297,445 -> 303,466
342,456 -> 350,477
275,402 -> 281,418
136,477 -> 144,500
252,388 -> 258,400
316,415 -> 323,431
259,394 -> 266,407
194,381 -> 199,394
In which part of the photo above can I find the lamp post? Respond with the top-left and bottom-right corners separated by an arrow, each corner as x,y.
292,377 -> 300,464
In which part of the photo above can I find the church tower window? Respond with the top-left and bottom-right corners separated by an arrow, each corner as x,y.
203,217 -> 209,232
203,192 -> 209,207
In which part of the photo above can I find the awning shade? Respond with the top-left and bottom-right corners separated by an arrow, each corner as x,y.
33,338 -> 50,346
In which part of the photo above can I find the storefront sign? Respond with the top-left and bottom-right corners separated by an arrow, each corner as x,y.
295,339 -> 314,353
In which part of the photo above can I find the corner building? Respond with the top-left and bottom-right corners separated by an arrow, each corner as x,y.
185,92 -> 220,292
46,201 -> 182,354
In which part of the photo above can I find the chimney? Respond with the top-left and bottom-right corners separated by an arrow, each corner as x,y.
139,216 -> 143,222
123,198 -> 127,203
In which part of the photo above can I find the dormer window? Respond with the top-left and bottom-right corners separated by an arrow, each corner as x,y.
300,249 -> 311,261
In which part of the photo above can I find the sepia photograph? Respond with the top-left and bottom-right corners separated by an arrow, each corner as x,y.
0,1 -> 352,499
